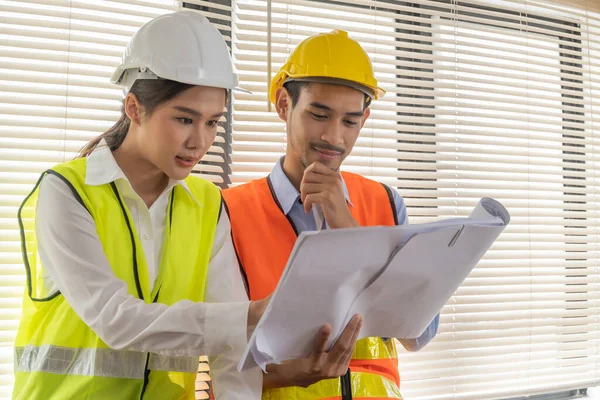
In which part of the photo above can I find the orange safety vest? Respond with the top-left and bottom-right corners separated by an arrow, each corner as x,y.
223,171 -> 403,400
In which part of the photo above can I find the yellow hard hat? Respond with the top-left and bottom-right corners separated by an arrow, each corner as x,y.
269,30 -> 386,105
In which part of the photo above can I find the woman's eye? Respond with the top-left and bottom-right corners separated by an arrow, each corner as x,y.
177,118 -> 193,125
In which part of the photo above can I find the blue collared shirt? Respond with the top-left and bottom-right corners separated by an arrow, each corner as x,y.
269,157 -> 439,352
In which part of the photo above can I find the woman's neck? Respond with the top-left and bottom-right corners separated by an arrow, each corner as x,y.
112,138 -> 169,209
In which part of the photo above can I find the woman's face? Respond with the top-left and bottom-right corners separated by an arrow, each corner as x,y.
134,85 -> 226,181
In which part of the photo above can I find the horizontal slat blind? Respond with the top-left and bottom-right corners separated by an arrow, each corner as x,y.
231,0 -> 600,398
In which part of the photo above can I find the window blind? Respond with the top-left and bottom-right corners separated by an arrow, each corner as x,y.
230,0 -> 600,398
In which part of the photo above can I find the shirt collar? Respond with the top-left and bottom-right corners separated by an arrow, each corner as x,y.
84,139 -> 200,206
269,156 -> 352,215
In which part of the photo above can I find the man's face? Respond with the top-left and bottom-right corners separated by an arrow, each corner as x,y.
277,82 -> 370,171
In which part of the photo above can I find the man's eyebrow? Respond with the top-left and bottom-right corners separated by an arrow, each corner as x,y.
309,102 -> 332,112
308,102 -> 364,117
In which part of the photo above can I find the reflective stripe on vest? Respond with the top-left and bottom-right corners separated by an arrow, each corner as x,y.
147,353 -> 198,373
15,345 -> 198,379
353,337 -> 397,360
261,371 -> 403,400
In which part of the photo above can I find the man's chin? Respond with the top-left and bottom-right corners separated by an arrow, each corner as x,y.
305,155 -> 342,171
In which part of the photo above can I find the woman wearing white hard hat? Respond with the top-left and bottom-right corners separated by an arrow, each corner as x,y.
13,11 -> 267,400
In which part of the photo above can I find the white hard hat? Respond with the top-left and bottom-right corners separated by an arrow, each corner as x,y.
111,11 -> 248,94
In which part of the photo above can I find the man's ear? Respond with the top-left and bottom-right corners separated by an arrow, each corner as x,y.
274,87 -> 292,122
124,93 -> 143,125
360,107 -> 371,129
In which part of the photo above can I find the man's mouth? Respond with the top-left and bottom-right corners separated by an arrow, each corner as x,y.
312,145 -> 343,160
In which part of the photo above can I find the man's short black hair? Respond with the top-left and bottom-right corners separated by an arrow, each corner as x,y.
282,80 -> 371,108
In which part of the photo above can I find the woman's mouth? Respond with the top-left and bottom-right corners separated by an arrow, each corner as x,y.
175,155 -> 198,168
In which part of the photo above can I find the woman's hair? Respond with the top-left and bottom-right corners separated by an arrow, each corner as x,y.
78,79 -> 195,157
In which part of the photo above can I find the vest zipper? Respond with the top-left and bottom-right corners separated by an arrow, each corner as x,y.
341,368 -> 352,400
113,183 -> 173,399
139,355 -> 151,399
139,289 -> 161,399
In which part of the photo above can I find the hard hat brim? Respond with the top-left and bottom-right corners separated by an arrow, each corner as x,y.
270,74 -> 386,105
285,76 -> 385,101
111,66 -> 252,94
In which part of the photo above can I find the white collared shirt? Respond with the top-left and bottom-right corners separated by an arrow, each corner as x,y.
35,142 -> 262,399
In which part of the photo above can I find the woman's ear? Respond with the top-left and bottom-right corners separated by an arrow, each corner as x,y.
124,93 -> 143,126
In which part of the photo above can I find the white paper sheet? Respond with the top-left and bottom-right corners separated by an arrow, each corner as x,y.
239,197 -> 510,372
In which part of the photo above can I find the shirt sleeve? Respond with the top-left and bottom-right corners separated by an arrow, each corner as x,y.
398,314 -> 440,352
391,187 -> 409,225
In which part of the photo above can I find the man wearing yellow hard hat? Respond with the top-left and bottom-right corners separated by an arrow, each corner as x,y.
223,30 -> 440,399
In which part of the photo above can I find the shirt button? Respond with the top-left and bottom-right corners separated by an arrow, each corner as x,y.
143,234 -> 150,240
223,345 -> 233,352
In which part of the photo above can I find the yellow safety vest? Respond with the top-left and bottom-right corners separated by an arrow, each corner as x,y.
13,157 -> 221,400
